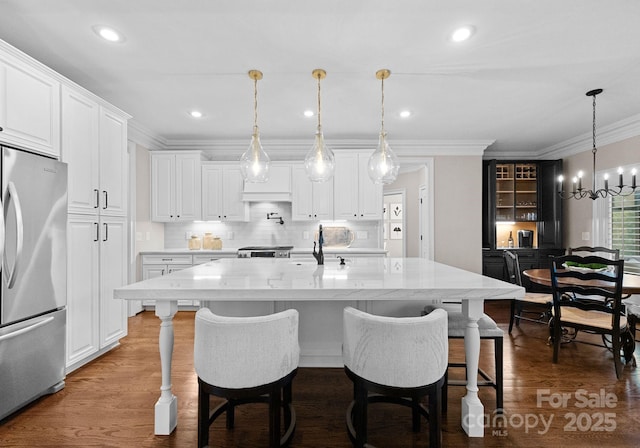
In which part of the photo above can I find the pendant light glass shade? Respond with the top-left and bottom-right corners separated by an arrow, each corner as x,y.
305,125 -> 335,182
240,70 -> 270,183
240,125 -> 270,182
305,69 -> 335,182
368,130 -> 399,184
368,69 -> 399,185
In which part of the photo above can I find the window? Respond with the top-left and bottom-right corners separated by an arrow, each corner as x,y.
610,191 -> 640,274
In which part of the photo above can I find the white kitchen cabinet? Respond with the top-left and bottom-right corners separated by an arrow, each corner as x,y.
334,152 -> 383,220
151,151 -> 204,222
142,254 -> 194,307
242,163 -> 292,202
66,214 -> 128,372
62,86 -> 128,216
98,108 -> 128,216
0,47 -> 60,157
201,162 -> 248,221
291,164 -> 334,221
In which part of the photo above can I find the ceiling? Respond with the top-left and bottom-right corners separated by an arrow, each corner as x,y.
1,0 -> 639,158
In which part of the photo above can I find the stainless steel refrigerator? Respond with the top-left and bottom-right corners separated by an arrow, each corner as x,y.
0,145 -> 67,421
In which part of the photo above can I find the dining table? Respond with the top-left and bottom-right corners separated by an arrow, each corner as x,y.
522,268 -> 640,294
114,257 -> 524,438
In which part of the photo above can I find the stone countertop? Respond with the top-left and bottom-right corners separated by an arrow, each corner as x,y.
116,257 -> 524,302
140,247 -> 387,256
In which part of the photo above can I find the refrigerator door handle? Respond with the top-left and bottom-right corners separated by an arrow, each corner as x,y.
0,195 -> 5,273
3,181 -> 24,289
0,316 -> 55,343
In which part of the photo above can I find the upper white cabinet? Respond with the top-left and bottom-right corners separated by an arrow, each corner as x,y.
151,151 -> 204,222
291,164 -> 334,221
62,86 -> 128,216
98,108 -> 128,215
334,152 -> 383,220
0,49 -> 60,157
202,162 -> 249,221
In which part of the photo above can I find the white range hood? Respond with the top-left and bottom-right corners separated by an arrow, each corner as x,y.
242,164 -> 292,202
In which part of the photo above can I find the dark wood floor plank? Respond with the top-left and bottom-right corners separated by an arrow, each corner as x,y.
1,301 -> 639,447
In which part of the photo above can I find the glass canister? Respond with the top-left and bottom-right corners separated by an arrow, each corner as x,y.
202,232 -> 215,250
188,234 -> 202,250
211,236 -> 222,250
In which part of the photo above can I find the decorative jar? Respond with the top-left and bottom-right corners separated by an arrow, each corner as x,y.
188,235 -> 202,250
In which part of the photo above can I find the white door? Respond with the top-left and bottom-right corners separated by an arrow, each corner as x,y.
221,167 -> 248,221
62,86 -> 100,214
419,185 -> 431,259
0,53 -> 60,157
99,108 -> 128,216
151,153 -> 175,221
66,215 -> 100,367
175,154 -> 202,221
99,216 -> 128,348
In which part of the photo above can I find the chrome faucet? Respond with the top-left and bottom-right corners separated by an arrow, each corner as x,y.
312,224 -> 324,265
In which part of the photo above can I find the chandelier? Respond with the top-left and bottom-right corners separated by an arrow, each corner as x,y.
304,69 -> 335,182
368,69 -> 399,184
240,69 -> 270,182
558,88 -> 637,200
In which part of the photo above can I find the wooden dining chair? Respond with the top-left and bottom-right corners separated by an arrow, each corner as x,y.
503,250 -> 553,333
567,246 -> 620,260
549,255 -> 635,379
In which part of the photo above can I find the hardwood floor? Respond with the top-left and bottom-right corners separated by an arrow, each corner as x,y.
1,302 -> 639,447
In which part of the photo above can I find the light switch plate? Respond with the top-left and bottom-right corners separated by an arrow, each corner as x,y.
303,231 -> 309,240
356,231 -> 368,239
581,232 -> 590,241
136,232 -> 143,242
227,231 -> 234,240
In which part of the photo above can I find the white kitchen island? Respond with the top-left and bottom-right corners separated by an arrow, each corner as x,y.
114,257 -> 524,438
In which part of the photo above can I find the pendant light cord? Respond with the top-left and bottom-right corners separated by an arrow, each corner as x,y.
380,76 -> 385,132
253,77 -> 258,130
317,74 -> 322,129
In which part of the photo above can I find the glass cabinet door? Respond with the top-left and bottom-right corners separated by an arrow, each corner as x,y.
496,164 -> 514,221
495,163 -> 538,222
515,163 -> 537,221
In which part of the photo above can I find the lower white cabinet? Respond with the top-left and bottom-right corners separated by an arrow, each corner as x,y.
142,254 -> 193,307
66,214 -> 128,372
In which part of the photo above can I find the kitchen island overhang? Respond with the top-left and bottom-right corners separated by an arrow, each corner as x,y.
115,257 -> 524,438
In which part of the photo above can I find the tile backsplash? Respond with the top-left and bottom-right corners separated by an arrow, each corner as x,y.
164,202 -> 381,249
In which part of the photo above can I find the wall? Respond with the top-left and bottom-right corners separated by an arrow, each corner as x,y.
563,134 -> 640,248
433,155 -> 483,273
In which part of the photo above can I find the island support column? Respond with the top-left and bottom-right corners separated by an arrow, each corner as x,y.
154,300 -> 178,435
461,299 -> 485,437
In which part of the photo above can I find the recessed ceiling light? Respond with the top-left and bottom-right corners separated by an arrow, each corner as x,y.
189,110 -> 203,118
399,110 -> 412,118
93,25 -> 124,43
303,110 -> 314,118
450,25 -> 475,43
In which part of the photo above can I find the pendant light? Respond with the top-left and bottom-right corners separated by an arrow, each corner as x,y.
368,69 -> 399,184
304,69 -> 335,182
240,69 -> 270,183
558,88 -> 637,200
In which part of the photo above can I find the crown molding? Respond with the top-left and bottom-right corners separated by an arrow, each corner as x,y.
126,125 -> 493,158
127,121 -> 168,150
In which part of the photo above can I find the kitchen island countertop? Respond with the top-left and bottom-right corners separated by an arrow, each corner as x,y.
115,257 -> 522,438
